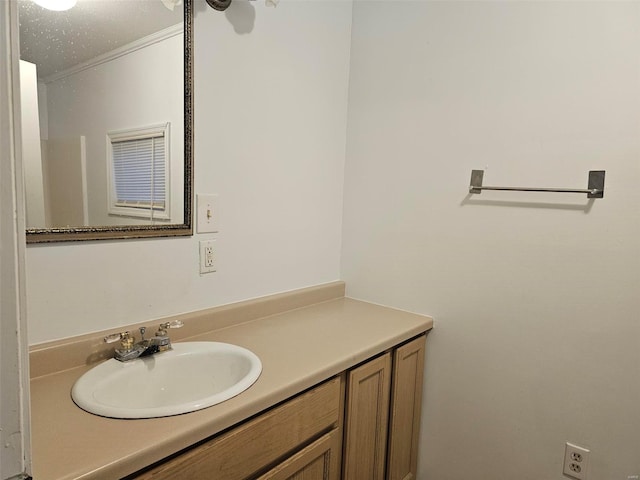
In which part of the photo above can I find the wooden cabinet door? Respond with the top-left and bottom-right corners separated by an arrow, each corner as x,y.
342,352 -> 392,480
387,335 -> 426,480
256,429 -> 341,480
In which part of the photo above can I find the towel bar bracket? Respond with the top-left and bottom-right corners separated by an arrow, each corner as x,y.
587,170 -> 605,199
469,170 -> 605,198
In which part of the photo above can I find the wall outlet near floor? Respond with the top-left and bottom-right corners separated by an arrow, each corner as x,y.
199,240 -> 216,274
563,442 -> 590,480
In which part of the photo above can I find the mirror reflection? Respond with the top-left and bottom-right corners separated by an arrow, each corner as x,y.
19,0 -> 188,235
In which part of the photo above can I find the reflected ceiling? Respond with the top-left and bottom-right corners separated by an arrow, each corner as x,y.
18,0 -> 183,78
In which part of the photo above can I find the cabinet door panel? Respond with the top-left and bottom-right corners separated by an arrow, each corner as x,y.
387,335 -> 426,480
342,353 -> 392,480
257,429 -> 341,480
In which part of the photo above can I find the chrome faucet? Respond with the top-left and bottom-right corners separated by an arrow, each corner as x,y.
104,320 -> 184,362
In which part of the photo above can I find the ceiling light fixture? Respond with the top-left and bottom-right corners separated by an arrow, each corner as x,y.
33,0 -> 77,11
161,0 -> 182,11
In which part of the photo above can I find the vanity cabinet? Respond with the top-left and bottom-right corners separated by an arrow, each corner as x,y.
342,335 -> 426,480
132,377 -> 343,480
342,352 -> 392,480
129,334 -> 426,480
257,429 -> 342,480
386,336 -> 426,480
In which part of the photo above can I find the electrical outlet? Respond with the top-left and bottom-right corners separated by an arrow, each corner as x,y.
199,240 -> 216,274
563,442 -> 590,480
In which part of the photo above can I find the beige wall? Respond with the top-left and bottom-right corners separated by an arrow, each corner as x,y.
45,33 -> 183,227
342,2 -> 640,479
19,60 -> 46,227
25,0 -> 352,344
45,137 -> 86,227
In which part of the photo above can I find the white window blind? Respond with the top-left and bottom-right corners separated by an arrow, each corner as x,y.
107,124 -> 170,220
112,136 -> 165,209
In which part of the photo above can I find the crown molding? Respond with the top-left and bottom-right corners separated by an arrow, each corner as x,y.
43,23 -> 183,84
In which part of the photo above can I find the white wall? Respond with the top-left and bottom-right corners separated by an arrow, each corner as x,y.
25,0 -> 352,344
342,2 -> 640,479
26,2 -> 640,477
45,32 -> 184,226
1,2 -> 31,475
19,60 -> 46,227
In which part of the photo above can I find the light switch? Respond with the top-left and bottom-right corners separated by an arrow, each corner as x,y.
197,194 -> 219,233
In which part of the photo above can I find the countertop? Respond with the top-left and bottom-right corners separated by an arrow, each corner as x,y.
30,296 -> 433,480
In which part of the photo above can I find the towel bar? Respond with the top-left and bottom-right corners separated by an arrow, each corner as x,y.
469,170 -> 605,198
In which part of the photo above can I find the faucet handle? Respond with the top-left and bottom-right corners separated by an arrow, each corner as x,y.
161,320 -> 184,329
104,331 -> 131,343
154,320 -> 183,352
104,331 -> 134,351
104,333 -> 123,344
157,320 -> 184,335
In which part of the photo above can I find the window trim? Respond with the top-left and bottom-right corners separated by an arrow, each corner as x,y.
106,123 -> 171,221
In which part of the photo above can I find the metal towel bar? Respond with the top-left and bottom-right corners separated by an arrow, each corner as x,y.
469,170 -> 605,199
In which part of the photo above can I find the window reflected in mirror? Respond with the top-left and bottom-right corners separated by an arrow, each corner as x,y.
108,124 -> 170,221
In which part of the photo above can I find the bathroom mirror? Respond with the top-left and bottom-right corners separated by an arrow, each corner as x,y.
19,0 -> 192,243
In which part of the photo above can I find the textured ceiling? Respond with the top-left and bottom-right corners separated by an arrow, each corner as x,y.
19,0 -> 183,78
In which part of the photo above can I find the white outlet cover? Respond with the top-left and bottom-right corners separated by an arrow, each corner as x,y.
197,194 -> 219,233
199,240 -> 216,274
563,442 -> 590,480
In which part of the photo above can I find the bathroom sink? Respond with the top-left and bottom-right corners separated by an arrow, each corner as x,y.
71,342 -> 262,419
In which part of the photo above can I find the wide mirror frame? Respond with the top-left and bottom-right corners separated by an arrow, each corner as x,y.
25,0 -> 193,244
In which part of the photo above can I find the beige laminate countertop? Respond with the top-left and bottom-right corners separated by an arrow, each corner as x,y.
30,297 -> 433,480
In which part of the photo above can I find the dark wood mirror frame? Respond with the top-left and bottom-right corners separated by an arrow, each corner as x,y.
25,0 -> 193,244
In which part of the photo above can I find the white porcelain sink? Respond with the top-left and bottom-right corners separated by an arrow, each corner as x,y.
71,342 -> 262,419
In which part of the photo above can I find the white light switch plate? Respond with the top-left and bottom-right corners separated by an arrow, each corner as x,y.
197,194 -> 219,233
